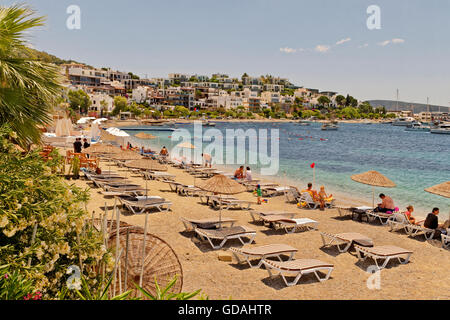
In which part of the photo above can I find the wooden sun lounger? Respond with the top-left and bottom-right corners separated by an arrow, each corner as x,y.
195,226 -> 256,250
118,196 -> 172,214
354,245 -> 413,269
262,258 -> 334,286
143,171 -> 176,181
229,244 -> 298,269
101,190 -> 144,197
261,216 -> 319,234
180,217 -> 236,231
320,232 -> 374,253
162,180 -> 183,192
249,210 -> 296,222
92,178 -> 132,188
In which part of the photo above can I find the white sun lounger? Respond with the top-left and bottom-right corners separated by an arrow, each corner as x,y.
366,210 -> 395,225
442,232 -> 450,249
249,210 -> 296,223
261,217 -> 319,234
389,213 -> 436,240
209,196 -> 254,210
195,226 -> 256,250
261,186 -> 295,198
262,258 -> 334,286
180,217 -> 236,231
117,196 -> 172,214
320,232 -> 374,253
354,245 -> 413,270
229,244 -> 298,269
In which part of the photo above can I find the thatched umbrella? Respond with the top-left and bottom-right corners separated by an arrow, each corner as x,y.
83,144 -> 122,155
176,141 -> 196,149
125,159 -> 168,172
135,132 -> 156,140
351,170 -> 396,208
425,181 -> 450,221
111,151 -> 143,161
196,174 -> 246,227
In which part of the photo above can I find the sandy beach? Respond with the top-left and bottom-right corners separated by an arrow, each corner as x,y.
64,149 -> 450,300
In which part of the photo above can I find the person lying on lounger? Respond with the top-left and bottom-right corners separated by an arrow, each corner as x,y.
404,205 -> 417,225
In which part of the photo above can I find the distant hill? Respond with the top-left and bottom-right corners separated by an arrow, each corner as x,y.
366,100 -> 450,114
29,48 -> 90,67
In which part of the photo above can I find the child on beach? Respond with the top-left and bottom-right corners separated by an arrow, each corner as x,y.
256,184 -> 262,205
404,205 -> 417,225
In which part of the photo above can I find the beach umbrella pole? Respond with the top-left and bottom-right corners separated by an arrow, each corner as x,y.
139,213 -> 149,295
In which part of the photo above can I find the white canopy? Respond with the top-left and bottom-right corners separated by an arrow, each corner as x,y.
77,117 -> 96,124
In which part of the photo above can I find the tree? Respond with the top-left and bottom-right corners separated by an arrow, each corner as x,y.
68,90 -> 91,114
0,5 -> 62,147
111,96 -> 128,116
174,105 -> 189,117
100,100 -> 108,117
358,101 -> 373,114
335,95 -> 346,106
318,96 -> 331,107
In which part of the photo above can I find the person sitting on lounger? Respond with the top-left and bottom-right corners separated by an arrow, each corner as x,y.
245,167 -> 253,181
160,146 -> 169,156
234,166 -> 244,180
318,186 -> 333,211
302,183 -> 320,201
202,153 -> 212,168
424,208 -> 449,239
404,205 -> 417,225
374,194 -> 395,213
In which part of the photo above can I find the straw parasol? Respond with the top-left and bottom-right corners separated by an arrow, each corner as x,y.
135,132 -> 156,140
176,141 -> 196,149
83,144 -> 122,155
125,159 -> 168,172
111,151 -> 143,161
351,170 -> 396,208
425,181 -> 450,221
196,174 -> 246,227
108,226 -> 183,298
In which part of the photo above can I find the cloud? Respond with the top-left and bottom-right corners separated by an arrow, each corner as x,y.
379,38 -> 406,46
391,38 -> 405,44
336,38 -> 351,45
280,47 -> 297,54
358,43 -> 369,49
315,45 -> 330,53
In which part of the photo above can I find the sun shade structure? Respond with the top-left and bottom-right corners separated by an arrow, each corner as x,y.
125,159 -> 168,171
351,171 -> 396,208
196,174 -> 246,227
111,151 -> 143,161
196,174 -> 246,195
108,226 -> 183,299
83,144 -> 122,155
176,142 -> 196,149
134,132 -> 157,139
425,181 -> 450,199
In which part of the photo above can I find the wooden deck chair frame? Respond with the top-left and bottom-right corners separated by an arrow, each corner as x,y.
320,232 -> 355,253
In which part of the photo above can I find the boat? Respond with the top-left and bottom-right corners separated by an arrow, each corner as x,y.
392,117 -> 417,126
430,123 -> 450,134
405,122 -> 430,132
321,122 -> 339,131
298,120 -> 311,126
203,121 -> 216,127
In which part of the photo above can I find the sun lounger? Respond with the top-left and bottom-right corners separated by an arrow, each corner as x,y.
320,232 -> 374,253
117,195 -> 172,214
101,190 -> 144,197
261,258 -> 334,286
261,186 -> 296,198
209,196 -> 254,210
366,210 -> 395,225
298,192 -> 336,209
195,226 -> 256,250
249,210 -> 296,222
180,217 -> 236,231
177,185 -> 206,197
442,232 -> 450,249
92,178 -> 132,188
229,244 -> 298,269
261,216 -> 319,234
162,180 -> 183,192
336,206 -> 353,218
143,171 -> 176,181
284,188 -> 301,204
388,212 -> 436,240
243,182 -> 278,192
354,245 -> 413,269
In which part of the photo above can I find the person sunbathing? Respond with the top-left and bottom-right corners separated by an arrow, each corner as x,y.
234,166 -> 244,180
374,194 -> 395,213
318,186 -> 333,211
404,205 -> 417,225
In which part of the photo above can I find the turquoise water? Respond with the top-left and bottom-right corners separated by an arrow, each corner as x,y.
123,122 -> 450,214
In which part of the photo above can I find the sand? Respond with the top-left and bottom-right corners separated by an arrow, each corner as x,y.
65,151 -> 450,300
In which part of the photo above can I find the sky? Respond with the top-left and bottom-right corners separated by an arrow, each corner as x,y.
4,0 -> 450,105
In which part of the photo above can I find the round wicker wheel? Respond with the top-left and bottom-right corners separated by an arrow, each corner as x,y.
108,226 -> 183,298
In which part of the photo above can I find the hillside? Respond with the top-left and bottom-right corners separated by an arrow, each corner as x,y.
29,48 -> 89,67
366,100 -> 450,113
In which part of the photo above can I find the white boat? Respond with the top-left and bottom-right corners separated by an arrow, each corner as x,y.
392,117 -> 417,126
203,121 -> 216,127
430,123 -> 450,134
405,122 -> 430,132
321,122 -> 339,131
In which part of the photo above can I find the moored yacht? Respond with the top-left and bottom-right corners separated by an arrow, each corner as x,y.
405,122 -> 430,132
430,123 -> 450,134
392,117 -> 417,126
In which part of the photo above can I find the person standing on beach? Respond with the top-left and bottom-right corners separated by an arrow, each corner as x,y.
83,138 -> 90,158
202,153 -> 212,168
256,184 -> 262,205
374,194 -> 395,213
73,138 -> 82,153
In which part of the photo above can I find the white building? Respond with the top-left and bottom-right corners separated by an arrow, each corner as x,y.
89,93 -> 114,114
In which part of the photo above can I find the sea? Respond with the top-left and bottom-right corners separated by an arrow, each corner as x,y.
121,121 -> 450,216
